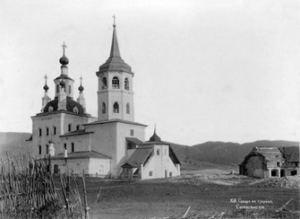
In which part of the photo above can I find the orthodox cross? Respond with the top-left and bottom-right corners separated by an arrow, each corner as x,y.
113,15 -> 116,27
62,42 -> 67,56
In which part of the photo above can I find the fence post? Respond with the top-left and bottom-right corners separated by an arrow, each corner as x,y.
82,169 -> 89,219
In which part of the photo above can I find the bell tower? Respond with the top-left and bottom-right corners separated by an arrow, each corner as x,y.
96,17 -> 134,122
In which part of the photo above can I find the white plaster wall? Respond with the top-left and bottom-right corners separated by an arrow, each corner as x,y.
97,71 -> 134,121
89,158 -> 111,177
52,158 -> 89,175
85,121 -> 145,178
141,144 -> 180,180
31,112 -> 95,157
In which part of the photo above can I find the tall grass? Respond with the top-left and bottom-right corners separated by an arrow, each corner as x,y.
0,154 -> 89,219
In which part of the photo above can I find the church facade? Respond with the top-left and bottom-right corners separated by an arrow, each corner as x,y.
28,21 -> 181,179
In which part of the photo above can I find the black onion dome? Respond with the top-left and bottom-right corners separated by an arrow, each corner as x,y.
78,85 -> 84,92
60,80 -> 66,88
43,97 -> 85,114
59,55 -> 69,65
43,84 -> 49,91
149,131 -> 161,142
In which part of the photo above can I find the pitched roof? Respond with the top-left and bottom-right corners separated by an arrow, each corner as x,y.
126,137 -> 144,145
51,150 -> 110,160
251,147 -> 283,161
122,145 -> 154,168
83,119 -> 147,127
60,129 -> 94,137
280,146 -> 299,162
97,24 -> 132,75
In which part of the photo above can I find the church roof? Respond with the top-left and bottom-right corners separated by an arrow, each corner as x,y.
54,74 -> 74,81
51,150 -> 110,160
97,22 -> 133,75
126,137 -> 144,145
43,96 -> 85,115
60,129 -> 94,137
122,145 -> 154,168
83,119 -> 147,127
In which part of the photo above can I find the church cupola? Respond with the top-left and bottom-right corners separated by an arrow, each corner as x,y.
149,126 -> 162,142
96,16 -> 135,122
77,76 -> 86,112
54,42 -> 74,98
41,75 -> 51,111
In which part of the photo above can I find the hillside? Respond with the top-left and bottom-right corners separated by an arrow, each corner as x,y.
0,132 -> 298,167
172,140 -> 299,166
0,132 -> 32,157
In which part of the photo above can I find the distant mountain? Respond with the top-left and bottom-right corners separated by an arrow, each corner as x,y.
0,132 -> 32,157
1,132 -> 298,168
170,140 -> 299,166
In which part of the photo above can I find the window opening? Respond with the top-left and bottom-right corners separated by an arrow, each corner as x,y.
53,126 -> 56,135
68,124 -> 72,132
126,103 -> 130,114
124,78 -> 129,90
130,129 -> 134,136
38,145 -> 42,155
39,128 -> 42,137
113,102 -> 119,113
102,102 -> 106,114
102,77 -> 107,89
71,143 -> 75,152
46,127 -> 49,136
112,77 -> 119,89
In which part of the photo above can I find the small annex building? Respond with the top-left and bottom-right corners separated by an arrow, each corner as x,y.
239,146 -> 299,178
121,130 -> 181,179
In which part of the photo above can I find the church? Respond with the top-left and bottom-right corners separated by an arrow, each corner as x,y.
27,20 -> 181,180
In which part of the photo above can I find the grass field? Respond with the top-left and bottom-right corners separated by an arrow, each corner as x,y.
60,169 -> 300,219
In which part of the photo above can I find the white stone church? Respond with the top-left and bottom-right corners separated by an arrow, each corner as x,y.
27,21 -> 180,180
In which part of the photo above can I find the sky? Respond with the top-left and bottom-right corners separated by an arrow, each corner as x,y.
0,0 -> 299,145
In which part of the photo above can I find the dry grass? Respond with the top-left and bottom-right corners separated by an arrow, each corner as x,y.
0,154 -> 88,219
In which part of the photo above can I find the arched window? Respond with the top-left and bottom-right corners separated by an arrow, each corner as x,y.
113,102 -> 119,113
124,78 -> 129,90
53,126 -> 56,135
38,145 -> 42,155
69,85 -> 71,94
126,103 -> 130,114
68,124 -> 72,132
102,77 -> 107,89
102,102 -> 106,114
112,77 -> 119,89
73,106 -> 79,114
46,127 -> 49,136
56,84 -> 59,94
71,142 -> 75,152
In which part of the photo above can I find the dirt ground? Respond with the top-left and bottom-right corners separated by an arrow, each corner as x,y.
73,169 -> 300,219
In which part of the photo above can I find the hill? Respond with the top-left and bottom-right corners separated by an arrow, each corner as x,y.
0,132 -> 298,168
169,140 -> 299,167
0,132 -> 32,157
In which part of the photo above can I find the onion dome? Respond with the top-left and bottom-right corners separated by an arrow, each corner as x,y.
60,80 -> 65,88
43,84 -> 49,91
43,75 -> 49,91
43,96 -> 85,114
97,18 -> 132,76
78,76 -> 84,92
59,42 -> 69,65
149,127 -> 162,142
79,84 -> 84,92
59,55 -> 69,65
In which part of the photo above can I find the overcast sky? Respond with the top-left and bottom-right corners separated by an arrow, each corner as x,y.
0,0 -> 299,145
